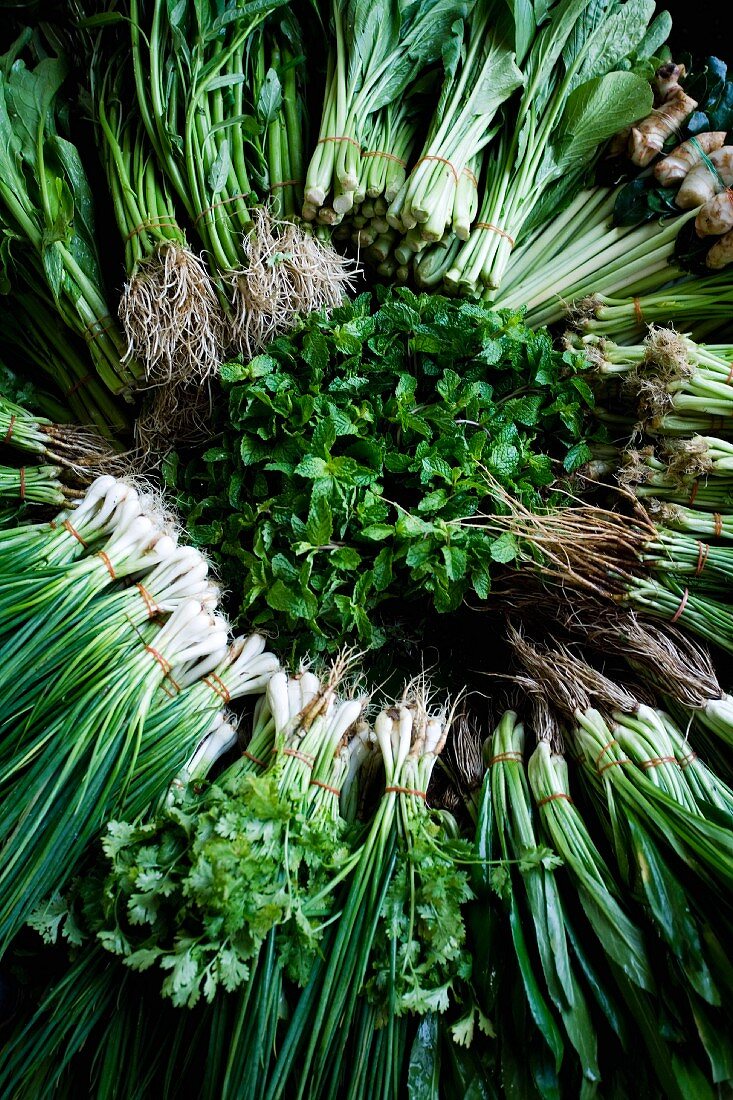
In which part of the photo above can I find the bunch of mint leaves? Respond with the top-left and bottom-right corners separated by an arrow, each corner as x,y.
168,287 -> 595,657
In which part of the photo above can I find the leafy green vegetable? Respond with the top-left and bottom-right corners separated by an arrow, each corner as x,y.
172,287 -> 595,656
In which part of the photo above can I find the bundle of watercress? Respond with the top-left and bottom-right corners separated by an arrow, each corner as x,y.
171,287 -> 597,657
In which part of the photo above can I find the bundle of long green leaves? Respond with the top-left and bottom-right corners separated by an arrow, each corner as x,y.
170,287 -> 599,660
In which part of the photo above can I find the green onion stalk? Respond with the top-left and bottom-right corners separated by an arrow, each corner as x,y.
94,58 -> 226,385
0,395 -> 124,481
387,1 -> 522,245
443,0 -> 662,300
487,711 -> 600,1093
0,701 -> 258,1100
302,0 -> 469,220
0,31 -> 142,398
573,273 -> 733,345
0,463 -> 72,508
492,188 -> 696,323
527,739 -> 655,991
572,710 -> 733,1003
0,539 -> 220,778
265,692 -> 472,1100
512,637 -> 733,1013
0,278 -> 131,437
0,594 -> 231,955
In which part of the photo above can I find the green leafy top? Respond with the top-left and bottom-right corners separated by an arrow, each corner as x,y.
170,287 -> 596,658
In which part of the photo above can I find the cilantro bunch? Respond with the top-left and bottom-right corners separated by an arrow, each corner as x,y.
172,287 -> 594,656
78,670 -> 364,1010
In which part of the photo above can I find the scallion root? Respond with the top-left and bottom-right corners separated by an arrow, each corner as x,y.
120,242 -> 226,385
227,208 -> 359,356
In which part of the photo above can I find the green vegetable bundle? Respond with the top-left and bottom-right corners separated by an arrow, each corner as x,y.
172,287 -> 597,658
0,30 -> 142,405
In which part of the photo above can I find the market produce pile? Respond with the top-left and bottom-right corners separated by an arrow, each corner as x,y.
4,1 -> 733,1098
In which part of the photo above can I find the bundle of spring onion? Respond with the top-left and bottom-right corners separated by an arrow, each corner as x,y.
506,631 -> 733,1093
0,395 -> 123,484
0,30 -> 142,399
0,285 -> 130,437
0,475 -> 279,956
121,0 -> 356,353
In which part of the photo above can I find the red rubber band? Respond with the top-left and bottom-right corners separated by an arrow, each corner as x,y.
536,792 -> 574,807
595,739 -> 619,771
489,751 -> 523,765
310,778 -> 341,797
474,222 -> 516,247
243,750 -> 268,768
678,751 -> 698,768
136,582 -> 160,619
145,644 -> 172,676
2,415 -> 16,445
714,513 -> 723,538
66,374 -> 94,397
282,747 -> 315,767
688,480 -> 700,506
124,219 -> 180,241
194,193 -> 249,225
19,467 -> 25,501
83,318 -> 116,345
633,297 -> 644,325
63,519 -> 88,547
204,673 -> 231,705
416,154 -> 459,185
361,150 -> 407,167
696,541 -> 710,575
385,785 -> 427,799
317,135 -> 362,152
640,756 -> 677,769
598,757 -> 631,775
670,587 -> 689,623
97,550 -> 116,579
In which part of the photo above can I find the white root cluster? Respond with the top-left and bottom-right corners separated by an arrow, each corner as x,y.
227,207 -> 360,357
120,242 -> 226,386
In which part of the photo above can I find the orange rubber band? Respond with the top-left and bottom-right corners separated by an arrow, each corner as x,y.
361,150 -> 407,167
97,550 -> 116,579
714,512 -> 723,537
204,673 -> 231,705
19,467 -> 25,501
2,415 -> 16,444
310,778 -> 341,797
416,154 -> 459,184
536,792 -> 573,807
243,750 -> 268,767
269,179 -> 302,191
688,480 -> 700,506
124,219 -> 180,241
136,582 -> 160,619
678,751 -> 698,768
462,167 -> 478,187
599,757 -> 631,774
489,751 -> 523,765
633,297 -> 644,325
671,587 -> 689,623
194,193 -> 250,225
63,519 -> 88,547
696,541 -> 710,575
66,374 -> 94,397
282,747 -> 315,767
595,739 -> 619,771
83,318 -> 116,345
317,135 -> 362,152
145,644 -> 172,676
474,222 -> 516,247
640,756 -> 677,769
385,785 -> 427,799
727,363 -> 733,384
